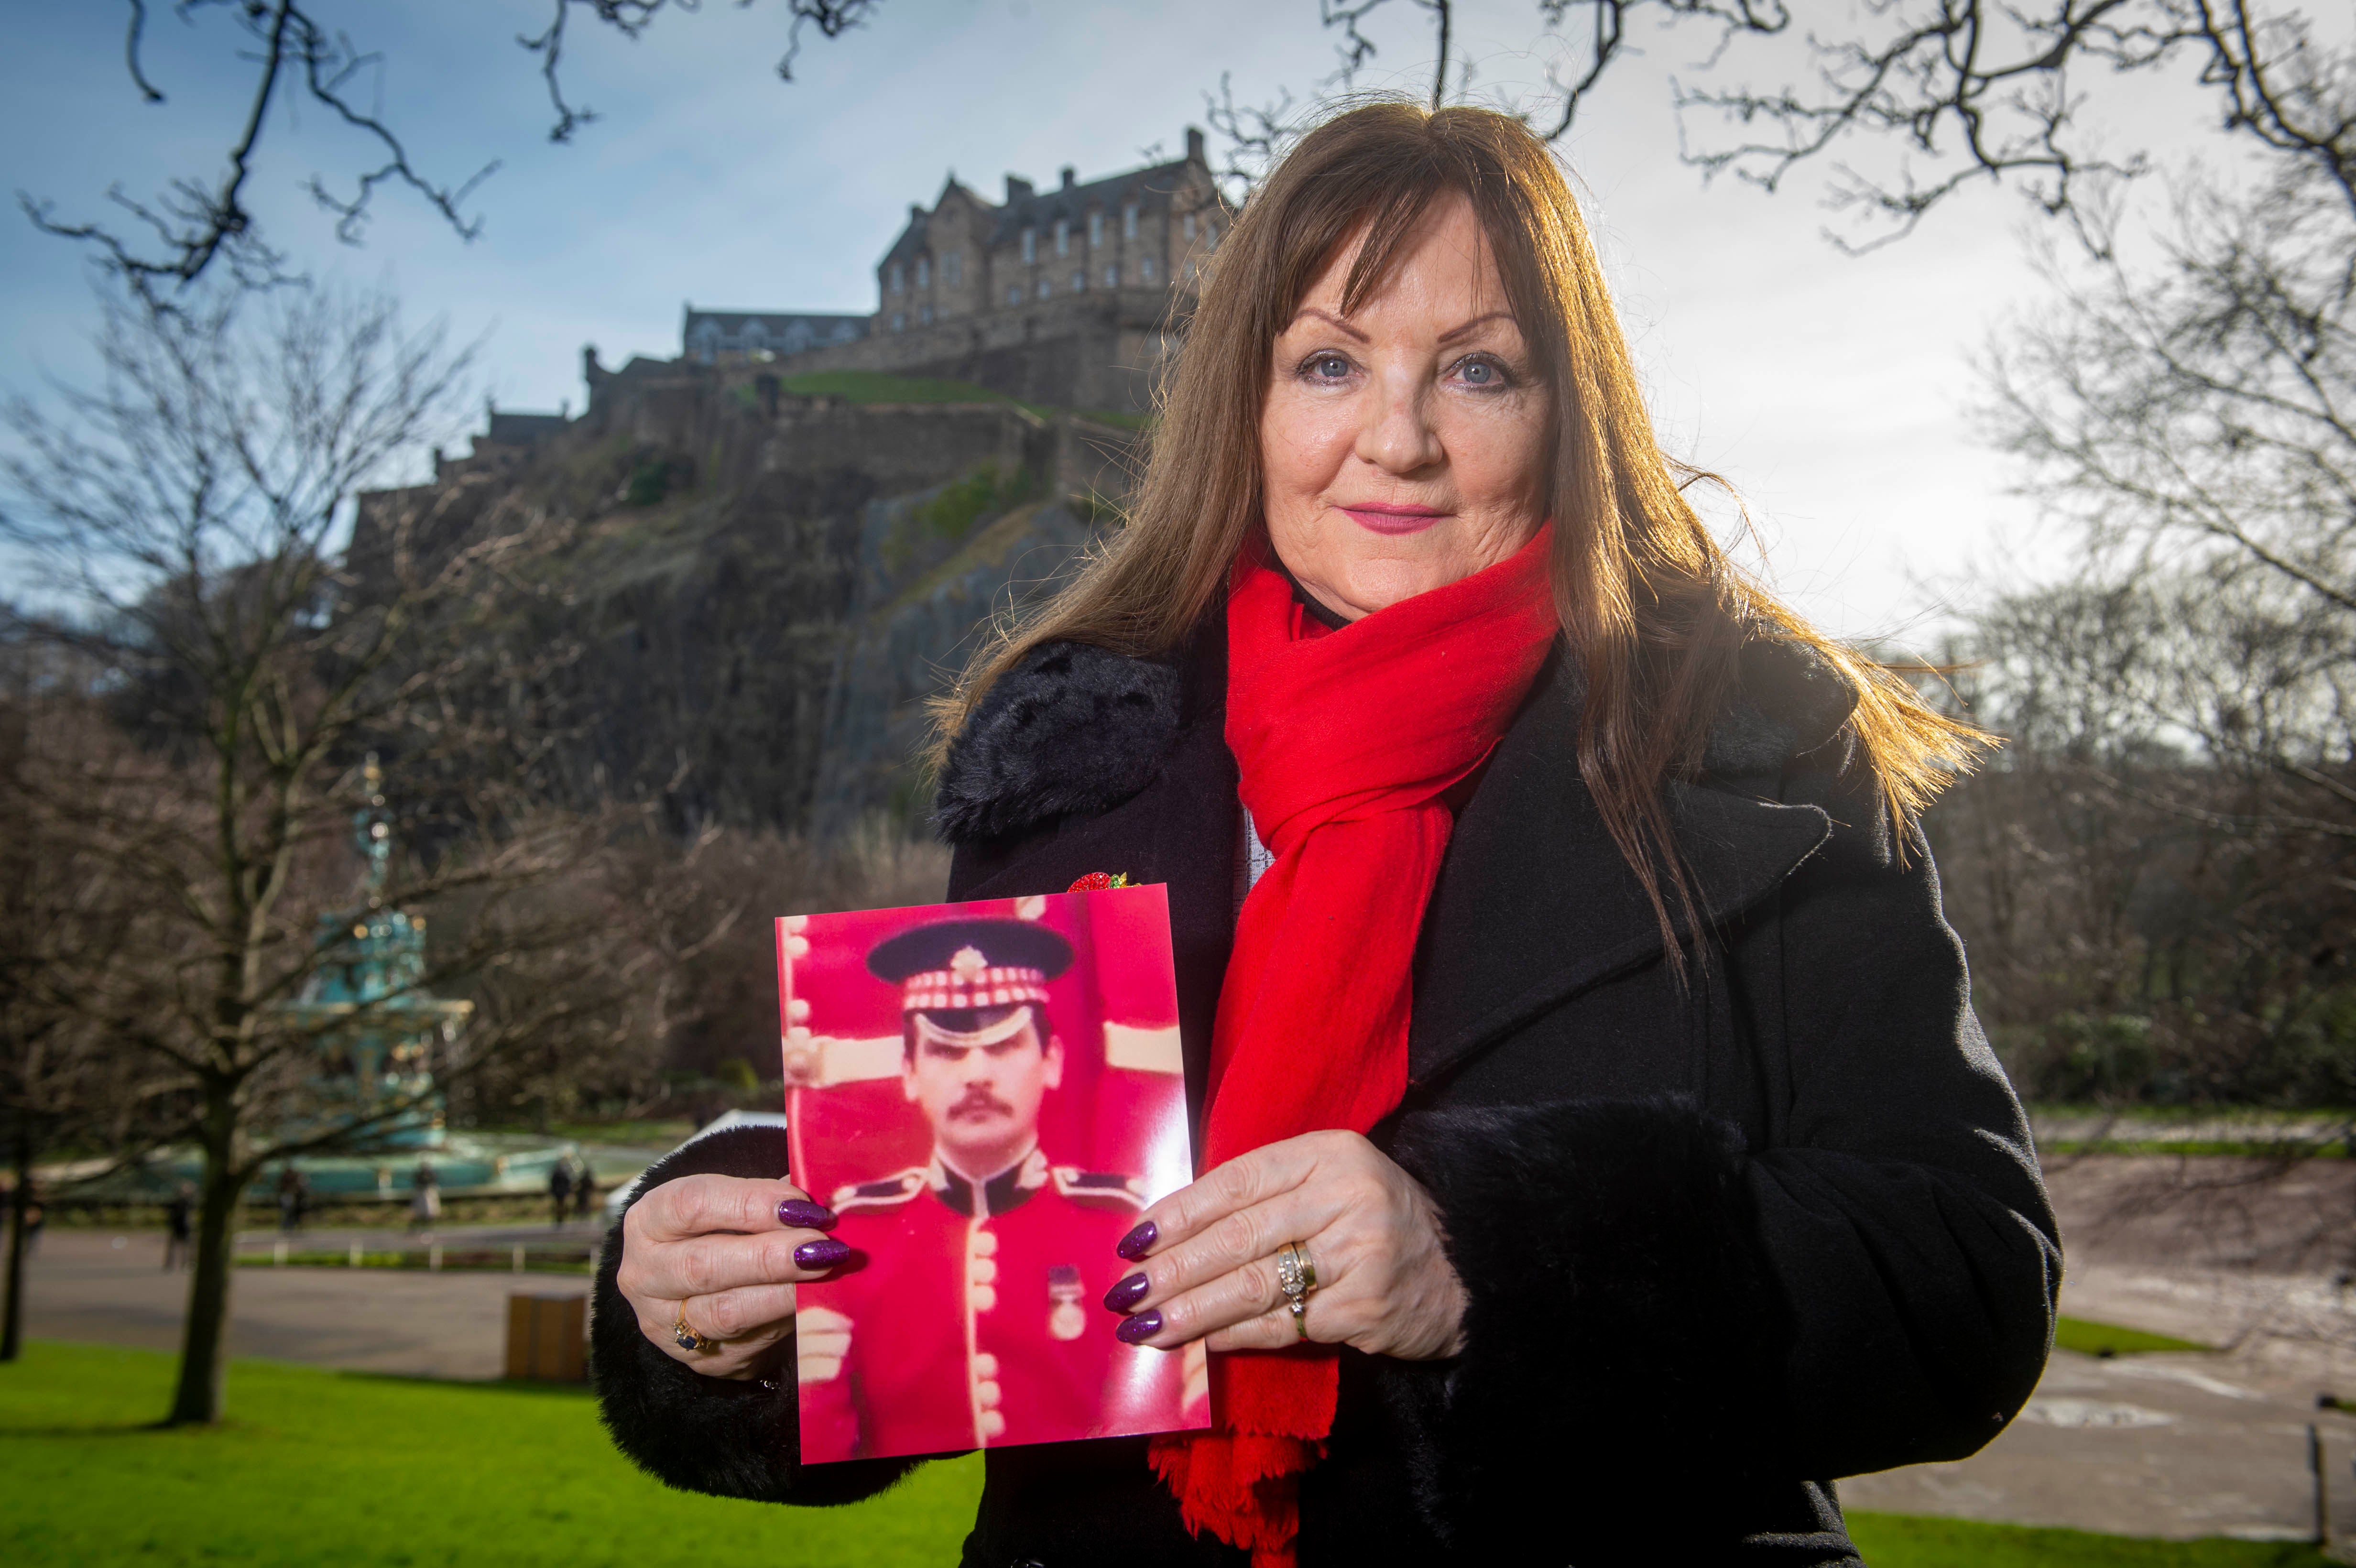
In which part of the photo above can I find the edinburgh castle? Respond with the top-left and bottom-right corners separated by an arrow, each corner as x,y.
356,129 -> 1229,841
675,125 -> 1225,411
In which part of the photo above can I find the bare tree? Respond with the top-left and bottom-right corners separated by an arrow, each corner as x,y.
0,631 -> 160,1363
1206,1 -> 2340,250
22,0 -> 882,295
1982,20 -> 2353,814
0,283 -> 618,1425
29,0 -> 2343,290
1934,573 -> 2356,1102
1933,21 -> 2356,1107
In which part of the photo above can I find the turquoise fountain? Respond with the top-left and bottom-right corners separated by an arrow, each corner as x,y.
123,760 -> 584,1205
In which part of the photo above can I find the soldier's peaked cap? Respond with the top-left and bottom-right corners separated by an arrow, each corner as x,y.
868,918 -> 1073,1014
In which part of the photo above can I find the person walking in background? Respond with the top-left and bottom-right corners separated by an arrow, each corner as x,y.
547,1155 -> 574,1230
409,1160 -> 440,1233
570,1154 -> 599,1225
163,1182 -> 193,1271
275,1165 -> 310,1234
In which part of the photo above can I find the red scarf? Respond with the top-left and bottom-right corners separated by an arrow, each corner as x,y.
1149,526 -> 1558,1566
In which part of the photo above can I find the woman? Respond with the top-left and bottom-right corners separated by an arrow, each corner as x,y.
593,103 -> 2058,1566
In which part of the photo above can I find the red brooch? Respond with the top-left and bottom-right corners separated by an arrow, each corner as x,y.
1067,871 -> 1132,892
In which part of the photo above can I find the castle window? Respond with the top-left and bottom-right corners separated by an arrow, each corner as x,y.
1124,204 -> 1138,239
1141,256 -> 1156,283
1055,219 -> 1069,257
919,305 -> 932,325
1184,213 -> 1196,240
1008,284 -> 1021,305
916,257 -> 930,288
1104,264 -> 1117,288
888,262 -> 904,292
1037,277 -> 1051,300
1089,211 -> 1104,247
1072,270 -> 1085,292
945,251 -> 962,285
1022,228 -> 1036,263
891,313 -> 905,332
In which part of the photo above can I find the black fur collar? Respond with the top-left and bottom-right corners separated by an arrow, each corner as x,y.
932,641 -> 1183,845
1696,636 -> 1859,777
931,632 -> 1855,847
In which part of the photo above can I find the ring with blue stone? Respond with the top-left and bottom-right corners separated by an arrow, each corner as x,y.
674,1303 -> 717,1353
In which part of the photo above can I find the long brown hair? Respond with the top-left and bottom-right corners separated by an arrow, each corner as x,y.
936,101 -> 1984,945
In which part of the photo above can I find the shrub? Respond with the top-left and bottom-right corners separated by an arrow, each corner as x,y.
624,459 -> 671,508
909,462 -> 1034,544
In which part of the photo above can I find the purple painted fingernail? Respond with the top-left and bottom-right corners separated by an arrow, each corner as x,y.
794,1238 -> 851,1270
1116,1221 -> 1157,1261
1115,1309 -> 1163,1345
777,1199 -> 837,1230
1103,1272 -> 1150,1312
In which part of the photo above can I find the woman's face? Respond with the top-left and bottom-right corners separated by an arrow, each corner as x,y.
1259,191 -> 1551,622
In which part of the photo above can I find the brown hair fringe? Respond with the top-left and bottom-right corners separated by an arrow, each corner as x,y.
932,100 -> 1988,958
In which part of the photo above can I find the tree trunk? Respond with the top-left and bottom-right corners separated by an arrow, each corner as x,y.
166,1088 -> 241,1425
2,1124 -> 31,1362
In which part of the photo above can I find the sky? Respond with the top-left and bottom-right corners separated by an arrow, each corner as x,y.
0,0 -> 2263,642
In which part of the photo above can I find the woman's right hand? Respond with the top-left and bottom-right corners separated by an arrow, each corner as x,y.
616,1174 -> 850,1382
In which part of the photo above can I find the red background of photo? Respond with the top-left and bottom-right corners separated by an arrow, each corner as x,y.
776,884 -> 1189,1204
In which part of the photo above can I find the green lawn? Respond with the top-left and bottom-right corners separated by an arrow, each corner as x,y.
1,1342 -> 981,1566
0,1340 -> 2333,1567
2054,1315 -> 2215,1356
1847,1513 -> 2331,1567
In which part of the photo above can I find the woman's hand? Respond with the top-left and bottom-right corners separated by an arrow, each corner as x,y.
616,1174 -> 851,1382
1102,1130 -> 1467,1361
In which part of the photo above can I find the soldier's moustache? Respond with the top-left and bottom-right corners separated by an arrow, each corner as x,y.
947,1088 -> 1015,1120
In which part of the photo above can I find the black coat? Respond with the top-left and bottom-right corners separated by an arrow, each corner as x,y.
592,624 -> 2061,1568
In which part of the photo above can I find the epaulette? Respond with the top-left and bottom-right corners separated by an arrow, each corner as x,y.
830,1167 -> 926,1213
1051,1166 -> 1146,1212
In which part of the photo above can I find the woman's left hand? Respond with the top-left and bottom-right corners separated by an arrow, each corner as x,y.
1105,1129 -> 1467,1361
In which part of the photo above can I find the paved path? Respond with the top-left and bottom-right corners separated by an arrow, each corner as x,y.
1842,1152 -> 2356,1543
1842,1263 -> 2356,1543
21,1223 -> 602,1381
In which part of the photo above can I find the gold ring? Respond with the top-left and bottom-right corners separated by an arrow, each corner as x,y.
1276,1240 -> 1319,1342
1275,1241 -> 1317,1301
673,1303 -> 717,1353
1277,1241 -> 1319,1340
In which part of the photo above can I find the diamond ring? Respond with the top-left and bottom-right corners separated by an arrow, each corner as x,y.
1275,1241 -> 1319,1339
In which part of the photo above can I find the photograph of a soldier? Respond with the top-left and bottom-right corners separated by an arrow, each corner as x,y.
779,888 -> 1203,1462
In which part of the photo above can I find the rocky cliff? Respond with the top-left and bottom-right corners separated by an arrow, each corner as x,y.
353,360 -> 1138,840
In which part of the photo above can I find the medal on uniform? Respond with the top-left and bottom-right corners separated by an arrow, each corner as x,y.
1047,1264 -> 1087,1340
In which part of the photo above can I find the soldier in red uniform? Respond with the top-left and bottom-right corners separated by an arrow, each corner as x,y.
796,919 -> 1205,1463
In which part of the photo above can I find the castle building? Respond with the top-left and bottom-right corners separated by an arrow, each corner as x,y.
679,127 -> 1229,414
681,311 -> 870,366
